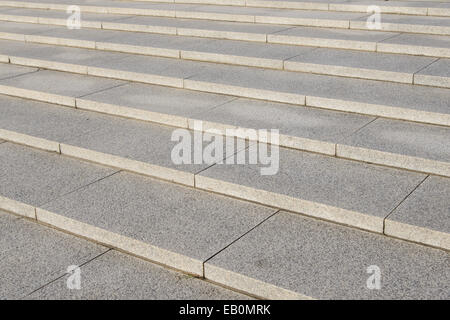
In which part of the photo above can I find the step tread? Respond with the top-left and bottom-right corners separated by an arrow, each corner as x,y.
0,210 -> 106,299
0,141 -> 116,208
197,146 -> 426,232
0,142 -> 276,277
26,249 -> 250,299
205,211 -> 450,299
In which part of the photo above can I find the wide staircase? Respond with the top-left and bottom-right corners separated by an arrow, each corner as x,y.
0,0 -> 449,299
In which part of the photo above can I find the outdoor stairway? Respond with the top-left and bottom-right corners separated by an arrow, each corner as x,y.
0,0 -> 448,299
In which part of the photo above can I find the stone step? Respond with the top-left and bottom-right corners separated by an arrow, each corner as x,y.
1,21 -> 447,87
0,208 -> 249,299
1,64 -> 449,178
0,92 -> 448,250
6,0 -> 450,17
1,8 -> 450,58
0,42 -> 450,128
1,0 -> 450,35
0,142 -> 448,299
124,0 -> 450,17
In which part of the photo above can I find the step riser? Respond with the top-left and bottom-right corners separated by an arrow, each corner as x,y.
1,2 -> 449,35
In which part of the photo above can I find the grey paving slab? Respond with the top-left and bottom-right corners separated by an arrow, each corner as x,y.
353,12 -> 450,29
0,62 -> 37,80
117,15 -> 290,34
183,37 -> 315,61
34,25 -> 123,42
0,21 -> 57,35
80,82 -> 235,119
285,47 -> 435,82
98,29 -> 217,51
194,97 -> 374,144
0,69 -> 126,99
379,33 -> 450,50
187,62 -> 450,116
0,142 -> 116,207
0,94 -> 125,143
198,146 -> 426,232
0,211 -> 107,299
0,39 -> 133,67
41,171 -> 276,271
205,211 -> 450,299
377,33 -> 450,58
0,8 -> 136,23
341,118 -> 450,164
386,176 -> 450,248
415,58 -> 450,88
28,250 -> 250,300
88,53 -> 214,80
268,26 -> 398,47
61,113 -> 231,175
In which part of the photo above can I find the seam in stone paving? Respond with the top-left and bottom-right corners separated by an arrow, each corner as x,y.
21,248 -> 113,299
411,57 -> 441,84
0,68 -> 39,82
203,209 -> 280,267
37,170 -> 121,208
382,174 -> 430,234
76,82 -> 129,100
345,116 -> 379,138
189,96 -> 239,118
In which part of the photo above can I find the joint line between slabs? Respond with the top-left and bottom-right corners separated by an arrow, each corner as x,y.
21,248 -> 113,299
202,210 -> 280,270
76,82 -> 129,99
37,170 -> 122,208
382,174 -> 430,234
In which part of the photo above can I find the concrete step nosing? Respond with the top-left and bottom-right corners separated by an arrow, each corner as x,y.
204,263 -> 314,300
59,143 -> 195,187
0,84 -> 76,107
283,61 -> 413,84
194,175 -> 385,233
414,74 -> 450,89
10,56 -> 88,74
183,79 -> 306,105
25,34 -> 96,49
305,96 -> 450,127
0,128 -> 60,153
385,219 -> 450,251
76,98 -> 189,128
0,195 -> 36,219
86,66 -> 184,88
35,207 -> 204,276
337,144 -> 450,178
